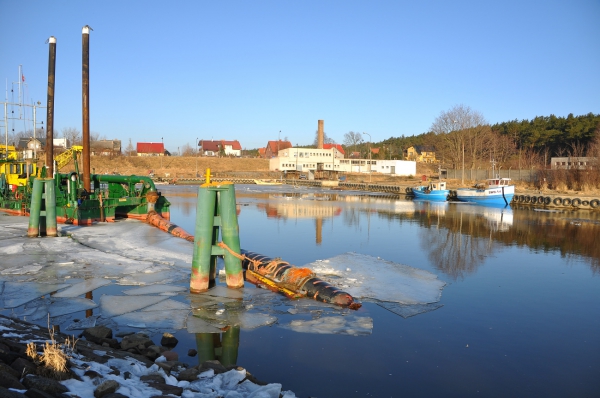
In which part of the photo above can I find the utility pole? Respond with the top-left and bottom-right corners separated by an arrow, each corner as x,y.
362,132 -> 371,183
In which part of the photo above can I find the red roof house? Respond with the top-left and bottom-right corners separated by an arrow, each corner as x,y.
137,142 -> 164,156
264,140 -> 292,158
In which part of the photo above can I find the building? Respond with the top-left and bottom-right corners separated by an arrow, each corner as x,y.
263,140 -> 292,158
17,137 -> 45,159
199,140 -> 242,157
407,145 -> 437,163
91,140 -> 121,156
137,142 -> 164,156
270,146 -> 416,177
551,157 -> 597,170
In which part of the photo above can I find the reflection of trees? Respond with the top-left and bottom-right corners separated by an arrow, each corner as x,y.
420,221 -> 495,280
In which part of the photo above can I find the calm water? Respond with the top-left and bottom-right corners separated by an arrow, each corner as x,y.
159,184 -> 599,397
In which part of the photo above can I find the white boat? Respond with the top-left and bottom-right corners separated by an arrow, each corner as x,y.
456,177 -> 515,206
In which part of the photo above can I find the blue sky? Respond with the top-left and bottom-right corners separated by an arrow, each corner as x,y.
1,0 -> 599,152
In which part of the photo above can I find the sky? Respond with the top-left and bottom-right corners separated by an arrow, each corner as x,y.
1,0 -> 599,152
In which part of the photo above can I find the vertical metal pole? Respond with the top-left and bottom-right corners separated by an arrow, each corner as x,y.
45,178 -> 57,237
82,26 -> 91,192
28,179 -> 43,237
46,37 -> 56,176
219,184 -> 243,288
191,187 -> 217,292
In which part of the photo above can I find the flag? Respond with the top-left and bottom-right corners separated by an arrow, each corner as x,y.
21,75 -> 25,82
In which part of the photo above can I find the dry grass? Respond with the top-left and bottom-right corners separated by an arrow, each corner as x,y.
26,320 -> 77,380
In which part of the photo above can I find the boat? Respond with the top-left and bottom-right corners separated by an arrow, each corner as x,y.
254,179 -> 282,185
411,181 -> 449,201
455,177 -> 515,206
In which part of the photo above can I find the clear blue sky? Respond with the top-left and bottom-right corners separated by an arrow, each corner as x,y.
2,0 -> 599,152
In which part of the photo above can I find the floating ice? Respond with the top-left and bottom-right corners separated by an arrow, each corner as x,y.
112,309 -> 188,330
281,315 -> 373,335
187,315 -> 225,334
122,284 -> 187,296
52,278 -> 112,298
142,299 -> 190,312
377,302 -> 444,318
46,297 -> 98,318
237,312 -> 278,329
1,282 -> 71,309
99,295 -> 168,317
306,253 -> 445,304
1,264 -> 43,275
117,270 -> 186,286
65,316 -> 99,331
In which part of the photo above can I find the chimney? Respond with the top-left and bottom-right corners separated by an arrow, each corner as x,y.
317,120 -> 324,149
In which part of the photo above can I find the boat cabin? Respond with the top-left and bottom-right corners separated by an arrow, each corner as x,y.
428,181 -> 447,191
487,178 -> 512,187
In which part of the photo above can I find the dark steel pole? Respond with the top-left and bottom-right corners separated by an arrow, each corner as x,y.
82,25 -> 91,191
46,36 -> 56,176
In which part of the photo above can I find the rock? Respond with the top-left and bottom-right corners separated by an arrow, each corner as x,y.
140,374 -> 164,383
83,370 -> 102,379
199,360 -> 227,374
93,379 -> 120,398
0,363 -> 20,379
187,349 -> 197,357
23,388 -> 55,398
21,375 -> 69,395
82,326 -> 113,345
0,370 -> 26,390
120,334 -> 153,351
9,358 -> 36,376
176,367 -> 199,382
160,333 -> 178,348
161,351 -> 178,361
0,385 -> 27,397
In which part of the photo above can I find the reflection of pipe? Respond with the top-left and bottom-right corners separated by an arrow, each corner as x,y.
195,327 -> 240,366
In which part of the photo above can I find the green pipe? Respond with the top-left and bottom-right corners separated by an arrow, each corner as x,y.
219,184 -> 243,288
191,187 -> 217,292
27,178 -> 43,237
96,175 -> 156,191
44,178 -> 57,237
194,333 -> 216,364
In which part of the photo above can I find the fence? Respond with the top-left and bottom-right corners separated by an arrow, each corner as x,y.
442,168 -> 535,182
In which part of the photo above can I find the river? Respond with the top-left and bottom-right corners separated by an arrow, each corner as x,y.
159,184 -> 600,397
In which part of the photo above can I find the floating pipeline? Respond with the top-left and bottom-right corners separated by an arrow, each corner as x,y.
146,210 -> 195,242
240,250 -> 361,309
145,211 -> 360,309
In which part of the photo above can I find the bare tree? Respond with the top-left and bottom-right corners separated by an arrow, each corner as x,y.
180,143 -> 194,156
61,127 -> 81,147
313,130 -> 335,146
343,131 -> 363,153
430,104 -> 489,172
125,138 -> 135,156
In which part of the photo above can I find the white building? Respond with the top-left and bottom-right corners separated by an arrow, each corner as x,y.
270,147 -> 416,177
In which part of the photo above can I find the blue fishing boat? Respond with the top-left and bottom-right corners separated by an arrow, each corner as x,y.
455,177 -> 515,206
412,181 -> 450,201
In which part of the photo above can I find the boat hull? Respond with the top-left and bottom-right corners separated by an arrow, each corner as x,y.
456,185 -> 515,206
411,186 -> 449,201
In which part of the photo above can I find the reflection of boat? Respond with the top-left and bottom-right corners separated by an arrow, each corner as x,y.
412,181 -> 449,201
254,179 -> 282,185
456,177 -> 515,206
482,207 -> 513,232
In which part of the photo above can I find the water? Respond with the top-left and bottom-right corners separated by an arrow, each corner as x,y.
159,184 -> 600,397
2,183 -> 599,397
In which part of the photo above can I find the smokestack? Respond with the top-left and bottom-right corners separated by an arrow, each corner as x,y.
82,25 -> 91,191
46,36 -> 56,176
317,120 -> 324,149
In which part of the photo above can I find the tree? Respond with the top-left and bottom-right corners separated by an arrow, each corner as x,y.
180,143 -> 194,156
125,138 -> 135,156
62,127 -> 81,147
343,131 -> 363,153
430,104 -> 489,172
313,130 -> 335,147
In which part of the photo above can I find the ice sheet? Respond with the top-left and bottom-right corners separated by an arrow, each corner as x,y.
1,282 -> 71,308
111,310 -> 188,330
46,298 -> 98,318
99,295 -> 168,317
187,315 -> 226,334
122,285 -> 187,295
305,253 -> 446,304
377,301 -> 444,318
53,278 -> 112,298
142,299 -> 190,312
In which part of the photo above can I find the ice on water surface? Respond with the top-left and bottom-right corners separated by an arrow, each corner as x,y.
122,284 -> 187,296
305,252 -> 446,305
112,309 -> 188,330
46,297 -> 98,318
99,295 -> 169,317
52,278 -> 112,298
142,299 -> 190,312
1,282 -> 71,309
281,315 -> 373,336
